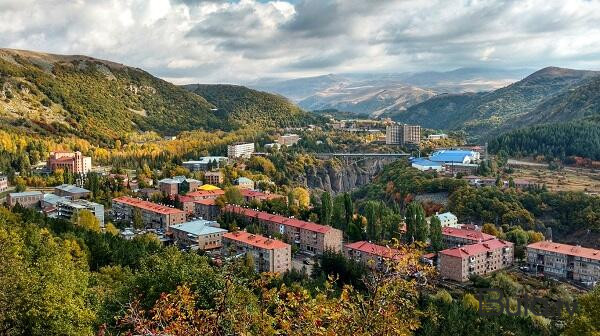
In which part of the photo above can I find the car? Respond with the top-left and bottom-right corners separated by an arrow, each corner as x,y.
303,258 -> 314,265
519,266 -> 530,272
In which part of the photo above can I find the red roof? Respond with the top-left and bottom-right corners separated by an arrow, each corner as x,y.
442,227 -> 495,242
527,241 -> 600,261
240,189 -> 285,200
194,198 -> 216,206
224,231 -> 289,250
440,239 -> 513,258
224,205 -> 333,234
186,190 -> 225,199
344,241 -> 403,260
113,196 -> 185,215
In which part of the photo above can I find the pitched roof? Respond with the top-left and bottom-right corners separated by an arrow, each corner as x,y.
411,158 -> 442,167
112,196 -> 185,215
240,189 -> 284,200
440,239 -> 513,258
235,177 -> 254,183
194,198 -> 217,206
224,231 -> 289,250
429,150 -> 477,163
436,212 -> 457,222
55,184 -> 90,194
198,184 -> 221,190
527,241 -> 600,261
442,227 -> 495,242
170,219 -> 226,236
186,189 -> 225,198
9,191 -> 43,197
344,241 -> 403,260
224,205 -> 334,234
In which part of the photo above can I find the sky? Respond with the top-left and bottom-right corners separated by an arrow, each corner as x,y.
1,0 -> 600,84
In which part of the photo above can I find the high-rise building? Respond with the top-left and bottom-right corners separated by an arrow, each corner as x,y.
47,151 -> 92,174
227,142 -> 255,159
385,124 -> 421,145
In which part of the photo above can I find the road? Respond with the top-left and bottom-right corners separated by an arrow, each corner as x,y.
507,159 -> 549,167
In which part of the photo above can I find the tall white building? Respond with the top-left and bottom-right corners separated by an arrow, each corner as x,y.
227,142 -> 255,159
386,124 -> 421,145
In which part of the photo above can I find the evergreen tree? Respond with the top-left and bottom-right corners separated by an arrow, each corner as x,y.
320,192 -> 332,226
405,202 -> 427,243
365,201 -> 380,241
343,193 -> 353,231
430,215 -> 443,251
331,195 -> 345,229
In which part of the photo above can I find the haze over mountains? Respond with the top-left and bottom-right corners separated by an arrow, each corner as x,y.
247,68 -> 533,116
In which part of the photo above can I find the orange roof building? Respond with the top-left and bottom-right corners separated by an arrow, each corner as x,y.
112,196 -> 185,229
222,231 -> 291,273
439,239 -> 513,282
344,241 -> 404,269
527,241 -> 600,282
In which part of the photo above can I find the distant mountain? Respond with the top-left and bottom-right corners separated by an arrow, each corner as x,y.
392,67 -> 600,137
247,67 -> 529,116
0,48 -> 313,144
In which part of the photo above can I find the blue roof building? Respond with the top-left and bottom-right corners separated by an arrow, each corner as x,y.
411,158 -> 443,171
170,219 -> 228,250
429,150 -> 479,164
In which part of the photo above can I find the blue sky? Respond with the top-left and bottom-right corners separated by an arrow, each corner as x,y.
1,0 -> 599,83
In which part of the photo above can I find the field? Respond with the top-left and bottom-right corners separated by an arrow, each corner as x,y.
511,166 -> 600,194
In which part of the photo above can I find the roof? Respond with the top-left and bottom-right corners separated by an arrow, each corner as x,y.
194,198 -> 217,206
436,212 -> 457,222
527,241 -> 600,261
224,205 -> 334,234
198,184 -> 221,191
182,156 -> 227,164
55,184 -> 90,194
223,231 -> 289,250
411,158 -> 442,167
441,239 -> 513,258
187,189 -> 225,198
57,198 -> 103,209
240,189 -> 284,200
235,177 -> 253,184
344,241 -> 403,260
442,227 -> 495,242
170,219 -> 226,236
429,150 -> 477,163
42,193 -> 68,205
159,176 -> 201,184
9,191 -> 43,197
112,196 -> 185,215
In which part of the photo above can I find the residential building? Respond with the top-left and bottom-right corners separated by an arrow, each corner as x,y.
7,191 -> 43,208
173,195 -> 196,214
186,189 -> 225,200
427,134 -> 448,140
112,196 -> 186,229
223,205 -> 343,254
169,219 -> 227,250
138,188 -> 162,199
411,158 -> 444,172
429,150 -> 480,164
199,184 -> 221,191
439,239 -> 514,282
265,143 -> 281,150
158,176 -> 202,196
345,241 -> 403,270
234,177 -> 254,189
277,134 -> 301,146
526,241 -> 600,283
442,227 -> 495,248
54,184 -> 91,199
443,163 -> 479,175
227,142 -> 255,159
182,156 -> 228,171
0,175 -> 8,192
240,189 -> 285,203
222,231 -> 291,273
204,171 -> 224,185
57,199 -> 105,226
194,199 -> 220,220
435,212 -> 459,228
47,151 -> 92,174
385,124 -> 421,146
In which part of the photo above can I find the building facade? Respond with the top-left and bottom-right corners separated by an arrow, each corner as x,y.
182,156 -> 228,171
204,171 -> 224,185
227,142 -> 255,159
169,219 -> 227,250
57,199 -> 105,226
112,196 -> 186,229
47,151 -> 92,174
222,231 -> 291,273
277,134 -> 300,146
194,199 -> 220,220
526,241 -> 600,283
234,177 -> 254,189
223,205 -> 343,254
7,191 -> 43,208
439,239 -> 514,282
158,176 -> 202,196
385,124 -> 421,146
0,175 -> 8,192
344,241 -> 403,270
435,212 -> 459,228
240,189 -> 285,203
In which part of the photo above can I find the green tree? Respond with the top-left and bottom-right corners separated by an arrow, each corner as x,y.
343,192 -> 353,230
72,210 -> 101,232
320,191 -> 332,226
365,201 -> 380,241
429,215 -> 443,251
405,202 -> 427,243
133,208 -> 144,229
331,195 -> 345,230
224,187 -> 243,205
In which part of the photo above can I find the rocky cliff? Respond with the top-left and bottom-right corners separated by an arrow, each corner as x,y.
300,158 -> 393,193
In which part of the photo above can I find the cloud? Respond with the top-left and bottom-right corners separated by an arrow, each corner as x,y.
0,0 -> 599,83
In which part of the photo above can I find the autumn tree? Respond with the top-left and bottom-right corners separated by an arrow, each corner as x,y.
72,210 -> 101,232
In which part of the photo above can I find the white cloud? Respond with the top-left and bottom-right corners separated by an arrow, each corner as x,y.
0,0 -> 599,83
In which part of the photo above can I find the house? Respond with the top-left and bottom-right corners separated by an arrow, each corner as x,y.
7,191 -> 43,208
169,219 -> 227,250
203,172 -> 224,185
442,227 -> 495,248
439,239 -> 514,282
277,134 -> 301,146
411,158 -> 444,172
194,198 -> 220,220
435,212 -> 459,228
526,241 -> 600,283
112,196 -> 186,229
158,176 -> 202,196
54,184 -> 91,199
234,177 -> 254,190
223,205 -> 343,255
186,189 -> 225,200
344,241 -> 403,270
222,231 -> 291,273
182,156 -> 228,171
227,142 -> 255,159
47,151 -> 92,174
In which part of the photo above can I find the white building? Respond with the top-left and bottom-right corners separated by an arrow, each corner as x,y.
227,142 -> 255,159
435,212 -> 459,228
411,158 -> 444,172
57,199 -> 105,226
428,134 -> 448,140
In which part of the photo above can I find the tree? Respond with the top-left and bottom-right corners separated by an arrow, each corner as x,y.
133,208 -> 144,229
482,223 -> 502,237
224,187 -> 243,205
429,215 -> 443,251
564,285 -> 600,335
365,201 -> 380,241
405,202 -> 427,243
72,210 -> 101,232
331,195 -> 345,230
14,176 -> 26,192
343,192 -> 353,230
462,293 -> 479,311
105,222 -> 119,236
291,187 -> 310,208
320,191 -> 332,226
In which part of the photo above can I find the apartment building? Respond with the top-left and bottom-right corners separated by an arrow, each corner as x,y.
57,199 -> 105,226
526,241 -> 600,283
345,241 -> 403,270
182,156 -> 228,171
169,219 -> 227,250
435,212 -> 459,228
204,171 -> 224,185
439,239 -> 514,282
186,189 -> 225,200
227,142 -> 255,159
385,124 -> 421,146
54,184 -> 91,199
0,175 -> 8,192
223,205 -> 343,254
442,227 -> 495,248
112,196 -> 186,229
240,189 -> 285,203
7,191 -> 43,208
222,231 -> 291,273
158,176 -> 202,196
194,199 -> 220,220
47,151 -> 92,174
234,177 -> 254,189
277,134 -> 300,146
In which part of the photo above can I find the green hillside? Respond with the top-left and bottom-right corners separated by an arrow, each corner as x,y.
183,84 -> 320,128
